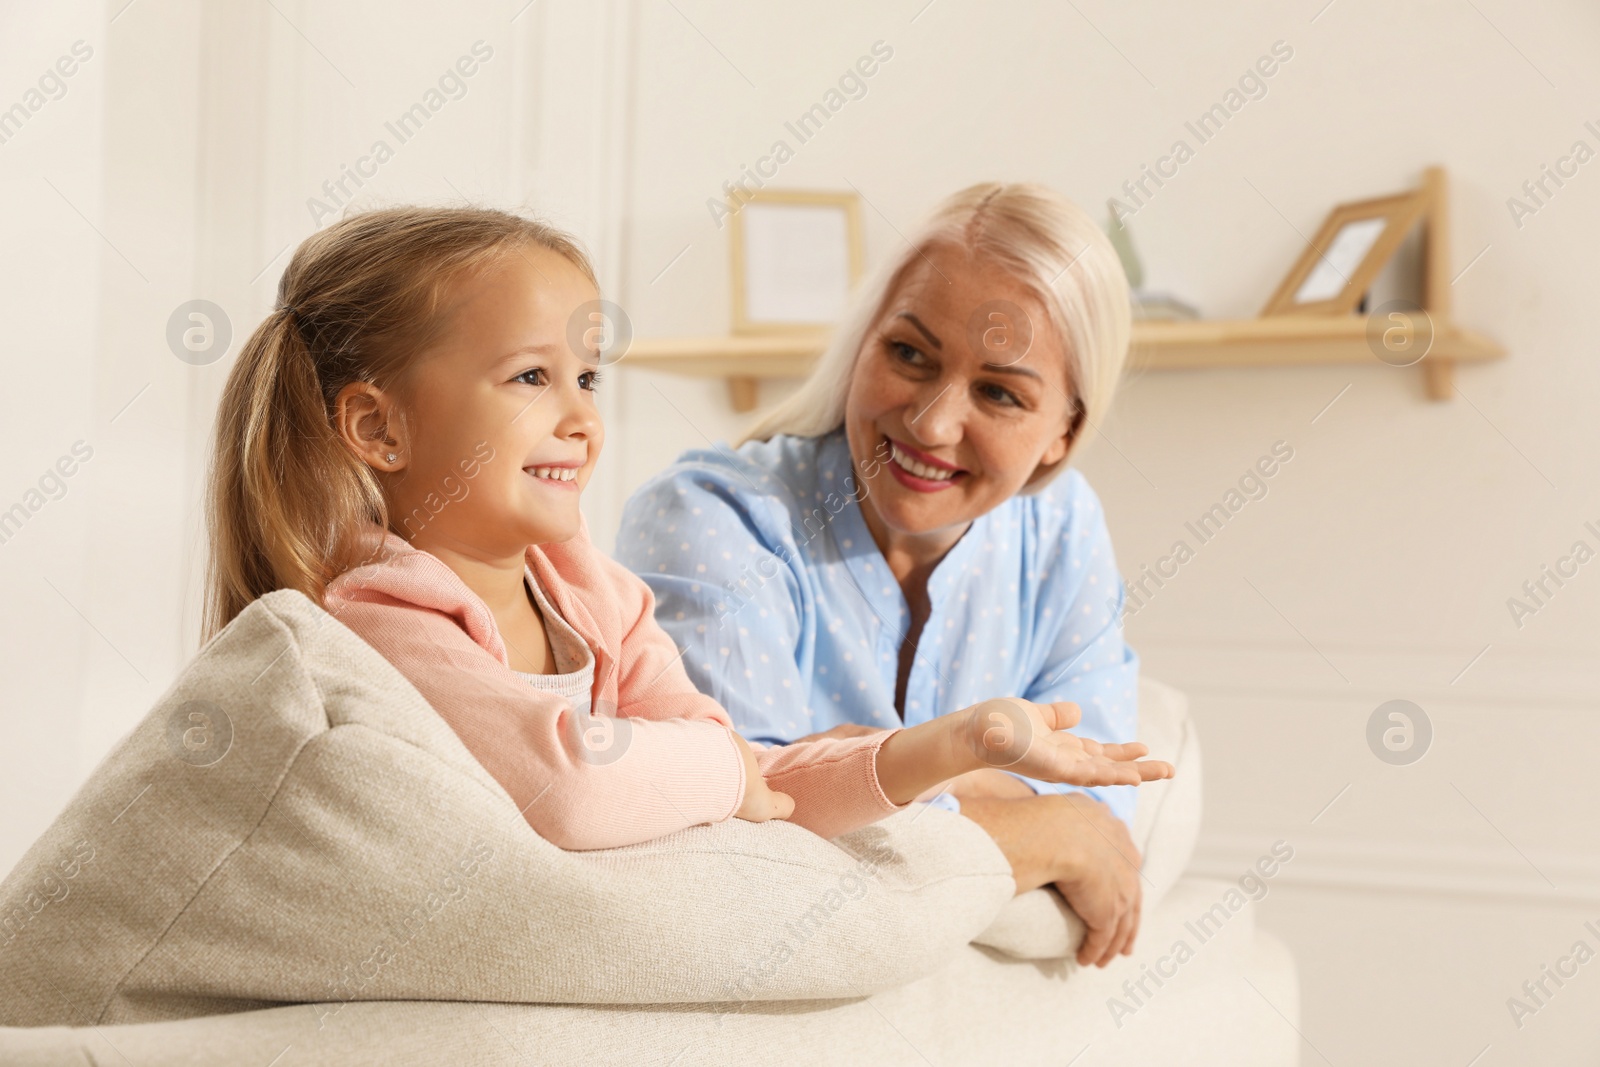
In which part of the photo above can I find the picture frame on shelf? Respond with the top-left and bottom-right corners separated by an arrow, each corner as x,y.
728,189 -> 864,335
1261,187 -> 1431,317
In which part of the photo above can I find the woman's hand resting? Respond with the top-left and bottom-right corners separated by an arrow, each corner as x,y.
801,699 -> 1162,967
729,731 -> 795,823
954,698 -> 1174,788
1053,793 -> 1144,967
956,791 -> 1146,967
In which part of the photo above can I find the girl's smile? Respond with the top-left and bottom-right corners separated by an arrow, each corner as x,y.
524,462 -> 582,489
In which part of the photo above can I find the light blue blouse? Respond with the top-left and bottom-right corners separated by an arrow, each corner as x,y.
614,426 -> 1140,827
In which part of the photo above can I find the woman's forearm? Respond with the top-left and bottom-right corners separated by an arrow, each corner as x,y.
946,768 -> 1038,801
951,794 -> 1070,894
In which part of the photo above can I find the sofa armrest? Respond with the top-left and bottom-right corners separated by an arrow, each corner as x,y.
0,591 -> 1020,1027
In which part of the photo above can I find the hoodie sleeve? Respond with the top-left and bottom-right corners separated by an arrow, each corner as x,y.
596,548 -> 909,839
326,590 -> 748,851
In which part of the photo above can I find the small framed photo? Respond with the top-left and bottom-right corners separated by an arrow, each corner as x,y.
729,189 -> 865,334
1261,188 -> 1431,317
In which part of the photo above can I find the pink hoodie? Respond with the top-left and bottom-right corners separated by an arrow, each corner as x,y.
323,518 -> 908,850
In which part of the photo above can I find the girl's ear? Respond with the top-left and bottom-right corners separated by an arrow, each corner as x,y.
334,381 -> 407,472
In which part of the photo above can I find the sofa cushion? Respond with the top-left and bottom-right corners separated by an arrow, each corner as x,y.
972,676 -> 1203,959
0,878 -> 1295,1067
0,590 -> 1014,1027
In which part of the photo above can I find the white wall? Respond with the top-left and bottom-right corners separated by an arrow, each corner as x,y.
1,0 -> 114,880
2,0 -> 1596,1062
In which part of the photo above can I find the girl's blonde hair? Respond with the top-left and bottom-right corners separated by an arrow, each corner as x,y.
203,206 -> 595,642
736,182 -> 1130,492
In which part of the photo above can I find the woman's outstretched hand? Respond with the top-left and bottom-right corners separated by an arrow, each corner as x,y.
730,731 -> 795,823
954,698 -> 1175,788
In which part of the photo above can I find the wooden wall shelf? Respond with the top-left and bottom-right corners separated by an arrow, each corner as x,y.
624,168 -> 1503,413
624,315 -> 1505,413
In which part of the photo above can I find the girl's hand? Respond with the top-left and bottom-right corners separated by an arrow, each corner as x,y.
955,698 -> 1175,787
730,731 -> 795,823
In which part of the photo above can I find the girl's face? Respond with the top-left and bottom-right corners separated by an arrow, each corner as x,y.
386,246 -> 605,559
844,241 -> 1076,545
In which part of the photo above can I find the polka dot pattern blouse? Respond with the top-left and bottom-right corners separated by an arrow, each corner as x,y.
615,426 -> 1140,827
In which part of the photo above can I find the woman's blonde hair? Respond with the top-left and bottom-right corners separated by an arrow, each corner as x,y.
736,182 -> 1130,492
203,206 -> 595,642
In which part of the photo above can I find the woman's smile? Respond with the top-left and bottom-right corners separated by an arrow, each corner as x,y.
882,433 -> 969,493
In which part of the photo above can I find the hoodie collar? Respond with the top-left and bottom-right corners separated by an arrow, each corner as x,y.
327,520 -> 600,671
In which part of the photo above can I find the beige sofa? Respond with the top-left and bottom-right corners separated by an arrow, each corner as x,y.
0,591 -> 1298,1065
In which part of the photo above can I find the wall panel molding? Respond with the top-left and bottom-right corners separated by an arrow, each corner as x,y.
1192,831 -> 1600,906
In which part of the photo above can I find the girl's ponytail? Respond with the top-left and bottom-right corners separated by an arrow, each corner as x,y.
203,305 -> 385,641
202,206 -> 596,642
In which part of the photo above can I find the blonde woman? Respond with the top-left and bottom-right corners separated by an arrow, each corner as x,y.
617,183 -> 1154,967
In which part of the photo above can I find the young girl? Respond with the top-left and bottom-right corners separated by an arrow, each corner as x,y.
203,206 -> 1172,852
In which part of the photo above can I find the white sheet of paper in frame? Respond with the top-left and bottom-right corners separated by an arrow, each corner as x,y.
1293,216 -> 1388,304
742,203 -> 851,324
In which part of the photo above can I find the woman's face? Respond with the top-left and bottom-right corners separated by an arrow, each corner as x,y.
844,241 -> 1076,544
